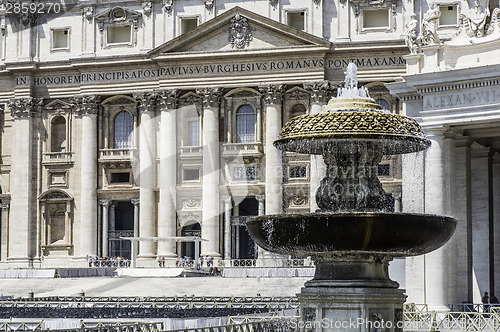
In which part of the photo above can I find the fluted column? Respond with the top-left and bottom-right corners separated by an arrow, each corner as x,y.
158,89 -> 179,258
260,85 -> 284,215
423,128 -> 456,310
197,87 -> 222,257
304,81 -> 330,212
100,199 -> 110,257
135,92 -> 158,260
73,95 -> 99,257
222,196 -> 232,260
1,200 -> 10,261
8,98 -> 42,264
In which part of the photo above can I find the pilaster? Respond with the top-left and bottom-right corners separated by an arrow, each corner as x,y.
197,87 -> 222,257
222,196 -> 232,260
100,199 -> 110,257
0,200 -> 10,262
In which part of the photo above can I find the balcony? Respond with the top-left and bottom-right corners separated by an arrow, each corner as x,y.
99,148 -> 138,165
42,152 -> 73,166
222,142 -> 263,159
179,145 -> 202,159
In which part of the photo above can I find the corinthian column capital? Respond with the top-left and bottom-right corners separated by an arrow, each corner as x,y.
134,91 -> 157,113
259,84 -> 284,105
71,95 -> 100,116
304,81 -> 331,104
196,87 -> 222,108
8,98 -> 43,119
157,89 -> 179,110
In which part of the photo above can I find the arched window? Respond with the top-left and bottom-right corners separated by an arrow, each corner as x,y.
291,104 -> 306,117
51,116 -> 66,152
236,104 -> 255,143
114,111 -> 133,149
375,99 -> 391,111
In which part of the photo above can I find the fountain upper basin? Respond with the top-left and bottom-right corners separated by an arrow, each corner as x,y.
247,212 -> 456,258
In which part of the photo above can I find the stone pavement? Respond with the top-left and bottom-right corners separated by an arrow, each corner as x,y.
0,275 -> 309,298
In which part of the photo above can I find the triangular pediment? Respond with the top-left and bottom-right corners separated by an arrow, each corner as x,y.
148,7 -> 331,56
44,99 -> 72,110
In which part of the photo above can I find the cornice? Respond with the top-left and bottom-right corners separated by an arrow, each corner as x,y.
416,79 -> 500,95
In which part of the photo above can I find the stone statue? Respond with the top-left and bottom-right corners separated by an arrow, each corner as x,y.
418,3 -> 441,45
468,0 -> 490,37
405,14 -> 419,53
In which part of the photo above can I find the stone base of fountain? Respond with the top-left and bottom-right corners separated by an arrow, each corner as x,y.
296,255 -> 406,332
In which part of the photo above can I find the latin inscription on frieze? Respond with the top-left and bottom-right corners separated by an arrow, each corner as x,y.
423,88 -> 500,110
16,55 -> 406,87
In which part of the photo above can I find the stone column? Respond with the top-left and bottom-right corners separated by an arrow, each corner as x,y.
7,98 -> 42,265
304,81 -> 330,212
222,196 -> 232,260
471,145 -> 494,302
0,200 -> 10,261
135,92 -> 158,260
73,95 -> 99,258
131,198 -> 140,267
255,194 -> 266,261
493,155 -> 500,298
423,128 -> 456,310
259,84 -> 284,215
197,87 -> 222,257
110,202 -> 117,232
158,89 -> 178,259
455,137 -> 473,303
100,199 -> 110,257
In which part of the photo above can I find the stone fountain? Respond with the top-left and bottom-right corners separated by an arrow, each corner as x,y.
247,63 -> 456,331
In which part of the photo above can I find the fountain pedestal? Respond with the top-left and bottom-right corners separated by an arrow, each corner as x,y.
297,255 -> 406,332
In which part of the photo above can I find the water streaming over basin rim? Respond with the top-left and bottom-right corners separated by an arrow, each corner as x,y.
247,212 -> 456,258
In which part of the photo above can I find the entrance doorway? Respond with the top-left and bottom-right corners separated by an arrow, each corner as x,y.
109,201 -> 134,259
234,197 -> 258,259
180,222 -> 201,259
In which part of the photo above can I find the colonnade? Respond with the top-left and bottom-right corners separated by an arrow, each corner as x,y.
404,128 -> 500,308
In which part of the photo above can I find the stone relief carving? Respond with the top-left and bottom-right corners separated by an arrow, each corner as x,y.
182,198 -> 202,209
204,0 -> 214,10
142,1 -> 153,16
418,3 -> 441,45
405,14 -> 419,53
228,14 -> 253,49
163,0 -> 173,14
455,0 -> 500,38
8,98 -> 43,119
83,6 -> 94,20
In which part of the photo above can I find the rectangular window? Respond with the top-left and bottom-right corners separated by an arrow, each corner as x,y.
181,18 -> 198,34
377,164 -> 391,177
287,11 -> 305,31
187,120 -> 200,146
52,29 -> 69,50
289,166 -> 307,178
183,169 -> 200,181
439,5 -> 458,26
107,25 -> 131,44
363,9 -> 390,29
110,172 -> 131,184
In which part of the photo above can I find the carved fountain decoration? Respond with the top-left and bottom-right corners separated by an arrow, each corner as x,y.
247,63 -> 457,331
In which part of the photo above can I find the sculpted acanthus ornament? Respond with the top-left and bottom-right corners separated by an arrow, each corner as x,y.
134,91 -> 157,113
83,6 -> 94,20
162,0 -> 173,14
269,0 -> 278,6
228,14 -> 253,49
8,98 -> 43,119
196,87 -> 222,108
142,1 -> 153,16
204,0 -> 214,10
259,84 -> 284,105
304,81 -> 331,104
71,95 -> 100,115
158,89 -> 179,109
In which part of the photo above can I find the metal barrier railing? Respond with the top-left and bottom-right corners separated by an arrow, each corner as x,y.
164,317 -> 296,332
0,322 -> 163,332
221,259 -> 314,268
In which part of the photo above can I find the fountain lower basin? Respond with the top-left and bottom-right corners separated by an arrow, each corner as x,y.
247,212 -> 456,258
